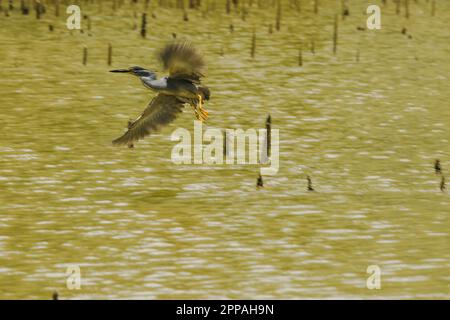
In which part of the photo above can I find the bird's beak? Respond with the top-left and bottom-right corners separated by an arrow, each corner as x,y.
109,69 -> 130,73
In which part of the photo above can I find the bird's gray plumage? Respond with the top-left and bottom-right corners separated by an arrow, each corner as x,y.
110,41 -> 210,147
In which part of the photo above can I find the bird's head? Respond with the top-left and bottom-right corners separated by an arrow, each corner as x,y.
110,66 -> 156,79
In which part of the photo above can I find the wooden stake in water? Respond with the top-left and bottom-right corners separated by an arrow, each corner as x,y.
251,31 -> 256,58
440,176 -> 446,192
311,39 -> 315,54
434,159 -> 442,174
36,1 -> 41,19
307,175 -> 314,191
140,13 -> 147,38
298,43 -> 303,66
431,0 -> 436,17
20,0 -> 29,15
333,14 -> 338,55
275,0 -> 281,31
83,47 -> 88,65
232,0 -> 238,11
396,0 -> 400,15
266,114 -> 271,158
223,130 -> 227,157
257,174 -> 264,188
55,0 -> 59,17
356,48 -> 360,62
314,0 -> 318,14
341,0 -> 349,19
405,0 -> 409,19
226,0 -> 230,14
108,44 -> 112,66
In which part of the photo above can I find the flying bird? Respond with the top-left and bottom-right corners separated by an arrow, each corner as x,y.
110,41 -> 210,147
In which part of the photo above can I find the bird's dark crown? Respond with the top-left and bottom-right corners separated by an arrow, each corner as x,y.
129,66 -> 156,78
129,66 -> 145,72
110,66 -> 156,79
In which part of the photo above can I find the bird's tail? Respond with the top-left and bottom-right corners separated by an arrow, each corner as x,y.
199,86 -> 210,101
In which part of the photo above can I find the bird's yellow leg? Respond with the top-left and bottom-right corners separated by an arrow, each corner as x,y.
191,104 -> 202,121
197,94 -> 208,120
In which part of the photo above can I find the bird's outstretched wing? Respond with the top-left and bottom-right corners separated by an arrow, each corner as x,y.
112,94 -> 184,146
158,41 -> 206,83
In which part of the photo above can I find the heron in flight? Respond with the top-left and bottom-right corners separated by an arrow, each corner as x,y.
110,41 -> 210,147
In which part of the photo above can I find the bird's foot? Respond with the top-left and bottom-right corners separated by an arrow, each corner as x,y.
197,94 -> 208,121
192,106 -> 204,121
199,107 -> 208,120
196,110 -> 207,122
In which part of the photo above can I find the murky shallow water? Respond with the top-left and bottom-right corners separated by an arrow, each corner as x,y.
0,1 -> 449,299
